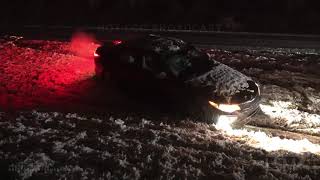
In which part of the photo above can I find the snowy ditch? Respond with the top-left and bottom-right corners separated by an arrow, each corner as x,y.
1,36 -> 320,179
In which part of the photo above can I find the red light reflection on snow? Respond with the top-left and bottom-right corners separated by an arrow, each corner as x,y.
0,36 -> 101,111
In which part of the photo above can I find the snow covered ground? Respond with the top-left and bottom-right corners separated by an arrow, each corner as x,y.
2,111 -> 320,180
0,36 -> 320,179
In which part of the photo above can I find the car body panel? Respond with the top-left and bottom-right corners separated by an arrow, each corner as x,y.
94,34 -> 261,125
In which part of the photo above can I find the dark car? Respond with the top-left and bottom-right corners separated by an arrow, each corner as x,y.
94,34 -> 261,127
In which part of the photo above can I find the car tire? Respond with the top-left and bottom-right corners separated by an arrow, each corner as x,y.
186,96 -> 220,124
200,104 -> 220,124
231,107 -> 261,128
103,70 -> 111,81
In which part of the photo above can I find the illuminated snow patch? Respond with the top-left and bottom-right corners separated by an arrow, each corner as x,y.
214,116 -> 320,154
260,101 -> 320,126
215,115 -> 237,131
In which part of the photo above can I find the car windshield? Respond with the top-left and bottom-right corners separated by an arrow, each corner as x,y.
148,36 -> 188,53
165,46 -> 213,79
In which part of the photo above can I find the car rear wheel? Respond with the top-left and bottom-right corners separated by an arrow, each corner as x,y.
102,70 -> 111,81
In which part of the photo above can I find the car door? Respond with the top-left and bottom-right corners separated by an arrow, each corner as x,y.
112,47 -> 143,81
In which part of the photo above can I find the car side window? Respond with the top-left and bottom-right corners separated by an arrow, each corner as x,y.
167,54 -> 192,77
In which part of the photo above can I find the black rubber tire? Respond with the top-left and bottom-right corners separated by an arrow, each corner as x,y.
200,104 -> 220,124
231,107 -> 261,128
103,71 -> 112,81
185,96 -> 220,124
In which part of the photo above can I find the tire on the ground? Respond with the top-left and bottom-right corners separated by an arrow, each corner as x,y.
231,107 -> 261,128
200,104 -> 220,124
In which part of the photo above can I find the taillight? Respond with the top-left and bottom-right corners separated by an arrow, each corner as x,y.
94,52 -> 100,57
112,40 -> 122,45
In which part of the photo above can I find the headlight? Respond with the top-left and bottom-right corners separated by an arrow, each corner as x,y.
209,101 -> 241,113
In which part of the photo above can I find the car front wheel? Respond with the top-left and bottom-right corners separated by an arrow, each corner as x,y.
200,104 -> 220,124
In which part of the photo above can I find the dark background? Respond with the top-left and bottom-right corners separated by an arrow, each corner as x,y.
1,0 -> 320,34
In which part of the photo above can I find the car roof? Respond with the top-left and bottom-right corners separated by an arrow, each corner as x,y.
121,35 -> 214,79
127,34 -> 189,54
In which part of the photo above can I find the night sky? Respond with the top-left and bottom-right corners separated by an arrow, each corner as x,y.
1,0 -> 320,34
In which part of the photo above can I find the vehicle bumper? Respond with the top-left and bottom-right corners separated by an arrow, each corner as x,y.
215,95 -> 261,128
94,57 -> 104,77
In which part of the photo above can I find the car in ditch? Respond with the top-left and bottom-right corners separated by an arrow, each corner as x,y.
94,34 -> 261,127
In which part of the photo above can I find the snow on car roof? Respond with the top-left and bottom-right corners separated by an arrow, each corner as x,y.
145,35 -> 187,54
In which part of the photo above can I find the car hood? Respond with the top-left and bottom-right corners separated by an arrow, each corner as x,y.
185,61 -> 252,103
